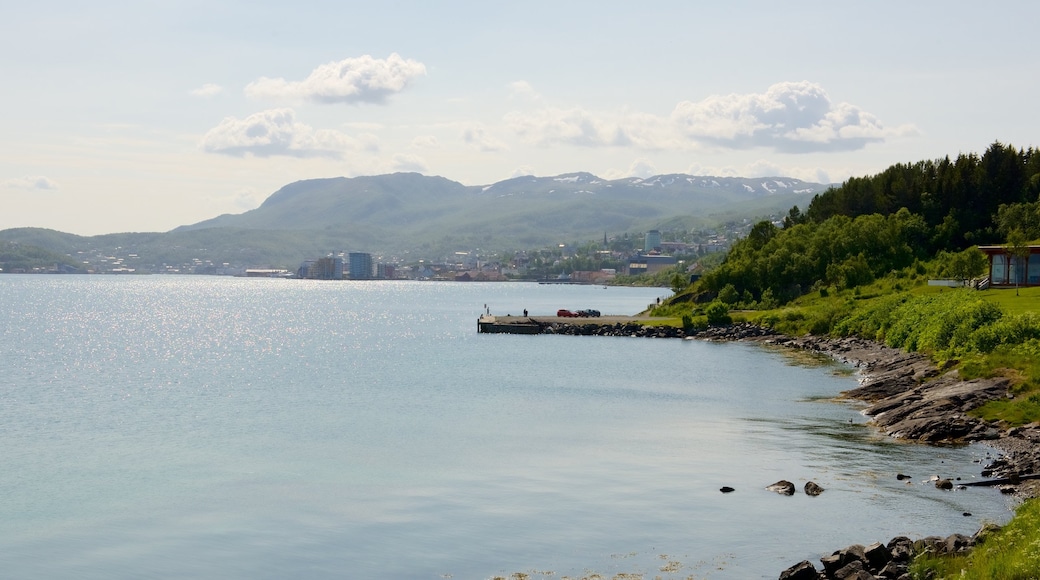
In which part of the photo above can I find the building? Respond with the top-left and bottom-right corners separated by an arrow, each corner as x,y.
349,252 -> 373,280
626,254 -> 677,276
978,245 -> 1040,287
644,229 -> 662,252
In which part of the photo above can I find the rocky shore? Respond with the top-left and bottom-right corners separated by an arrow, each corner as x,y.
544,320 -> 1040,493
543,320 -> 1040,579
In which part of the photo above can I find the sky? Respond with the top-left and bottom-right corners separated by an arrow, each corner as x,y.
2,0 -> 1038,236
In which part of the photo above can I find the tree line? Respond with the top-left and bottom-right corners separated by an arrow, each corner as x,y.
695,142 -> 1040,304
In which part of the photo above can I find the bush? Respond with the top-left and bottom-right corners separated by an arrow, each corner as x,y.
705,301 -> 731,325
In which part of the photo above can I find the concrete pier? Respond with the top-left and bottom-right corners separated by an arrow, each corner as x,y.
477,314 -> 659,334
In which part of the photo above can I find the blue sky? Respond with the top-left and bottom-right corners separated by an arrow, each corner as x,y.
2,1 -> 1038,235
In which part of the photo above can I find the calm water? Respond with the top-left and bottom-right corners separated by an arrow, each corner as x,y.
0,277 -> 1014,579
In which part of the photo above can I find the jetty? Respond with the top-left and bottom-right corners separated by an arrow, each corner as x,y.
477,314 -> 663,334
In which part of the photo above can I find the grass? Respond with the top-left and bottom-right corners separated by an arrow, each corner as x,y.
909,499 -> 1040,579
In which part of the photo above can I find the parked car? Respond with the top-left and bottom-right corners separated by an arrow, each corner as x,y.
578,309 -> 601,317
556,309 -> 579,317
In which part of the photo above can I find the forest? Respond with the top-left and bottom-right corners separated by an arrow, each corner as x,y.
693,141 -> 1040,305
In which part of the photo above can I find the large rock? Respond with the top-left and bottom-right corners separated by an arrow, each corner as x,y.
778,560 -> 820,580
766,480 -> 796,495
863,541 -> 891,571
862,373 -> 1010,442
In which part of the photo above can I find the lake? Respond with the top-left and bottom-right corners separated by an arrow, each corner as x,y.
0,276 -> 1015,579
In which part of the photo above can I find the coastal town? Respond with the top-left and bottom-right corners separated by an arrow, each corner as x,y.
0,224 -> 744,281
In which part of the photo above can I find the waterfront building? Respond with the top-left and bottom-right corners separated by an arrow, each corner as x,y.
349,252 -> 373,280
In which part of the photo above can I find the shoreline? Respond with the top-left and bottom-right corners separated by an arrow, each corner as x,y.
750,330 -> 1040,499
527,317 -> 1040,495
521,318 -> 1040,579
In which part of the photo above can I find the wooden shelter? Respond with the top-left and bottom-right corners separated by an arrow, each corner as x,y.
977,245 -> 1040,287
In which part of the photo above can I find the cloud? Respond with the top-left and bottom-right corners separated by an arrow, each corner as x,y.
671,81 -> 916,153
504,106 -> 671,150
391,153 -> 429,173
3,176 -> 58,190
190,83 -> 224,97
200,108 -> 356,158
245,53 -> 426,104
508,81 -> 541,101
410,135 -> 440,149
505,107 -> 626,147
509,165 -> 535,179
627,159 -> 657,179
461,125 -> 509,152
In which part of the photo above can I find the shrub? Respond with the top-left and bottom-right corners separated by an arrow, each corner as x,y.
705,301 -> 731,325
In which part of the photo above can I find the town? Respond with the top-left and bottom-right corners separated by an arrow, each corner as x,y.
1,219 -> 766,282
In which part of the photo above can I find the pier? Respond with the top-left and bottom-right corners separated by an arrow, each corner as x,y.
477,314 -> 662,334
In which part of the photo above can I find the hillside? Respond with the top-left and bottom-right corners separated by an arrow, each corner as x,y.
1,171 -> 828,269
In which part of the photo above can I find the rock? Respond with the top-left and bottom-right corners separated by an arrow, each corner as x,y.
973,522 -> 1002,543
935,478 -> 953,490
766,480 -> 796,495
863,541 -> 891,571
833,560 -> 871,579
778,560 -> 820,580
886,537 -> 914,563
804,481 -> 825,496
878,561 -> 908,579
719,486 -> 735,493
944,533 -> 972,554
896,473 -> 911,480
913,536 -> 945,555
822,544 -> 867,575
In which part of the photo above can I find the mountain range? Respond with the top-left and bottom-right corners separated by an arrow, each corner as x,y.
1,172 -> 831,269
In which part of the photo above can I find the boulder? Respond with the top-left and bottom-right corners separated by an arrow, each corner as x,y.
778,560 -> 820,580
944,533 -> 972,554
766,480 -> 796,495
821,544 -> 867,575
804,481 -> 825,496
833,560 -> 872,580
719,486 -> 735,493
863,541 -> 891,571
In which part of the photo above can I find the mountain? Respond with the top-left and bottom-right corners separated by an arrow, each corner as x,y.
2,172 -> 831,269
176,171 -> 827,244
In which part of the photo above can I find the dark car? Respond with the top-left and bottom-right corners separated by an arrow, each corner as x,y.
579,309 -> 601,317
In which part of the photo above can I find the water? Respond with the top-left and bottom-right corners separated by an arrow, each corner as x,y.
0,277 -> 1014,579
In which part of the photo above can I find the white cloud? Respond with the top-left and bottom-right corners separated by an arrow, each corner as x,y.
357,132 -> 381,152
504,106 -> 672,150
508,81 -> 541,101
671,81 -> 917,153
2,176 -> 59,190
190,83 -> 224,97
391,153 -> 429,173
505,107 -> 627,147
627,159 -> 657,178
410,135 -> 440,149
245,53 -> 426,104
461,125 -> 509,152
229,188 -> 262,210
508,165 -> 535,179
199,108 -> 356,158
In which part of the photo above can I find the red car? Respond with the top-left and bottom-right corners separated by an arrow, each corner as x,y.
556,309 -> 579,317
